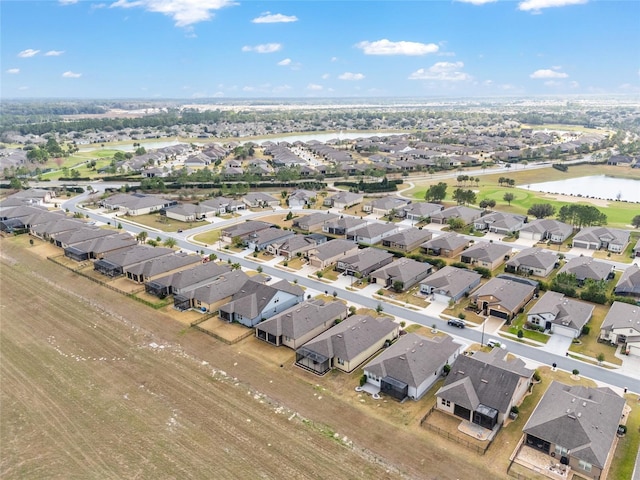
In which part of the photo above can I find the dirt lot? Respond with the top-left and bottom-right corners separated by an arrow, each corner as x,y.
1,236 -> 501,479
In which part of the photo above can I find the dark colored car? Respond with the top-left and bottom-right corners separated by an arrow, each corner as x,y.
447,318 -> 466,328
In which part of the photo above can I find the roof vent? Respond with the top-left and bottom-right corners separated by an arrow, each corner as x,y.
481,379 -> 488,384
582,402 -> 587,407
577,412 -> 582,418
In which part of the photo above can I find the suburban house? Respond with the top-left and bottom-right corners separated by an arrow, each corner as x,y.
51,226 -> 121,249
363,334 -> 462,401
336,247 -> 394,278
322,217 -> 367,236
30,218 -> 87,241
526,291 -> 594,338
430,206 -> 482,225
124,252 -> 202,284
398,202 -> 443,221
94,246 -> 175,277
245,228 -> 295,251
266,233 -> 326,259
346,222 -> 399,244
293,212 -> 339,232
164,203 -> 218,222
255,299 -> 349,349
599,301 -> 640,356
473,212 -> 526,235
100,193 -> 176,216
242,192 -> 280,208
220,220 -> 273,243
323,191 -> 363,209
381,228 -> 432,252
0,188 -> 56,207
145,261 -> 232,298
362,197 -> 410,216
287,189 -> 317,208
459,242 -> 512,270
504,247 -> 559,278
174,270 -> 250,312
436,348 -> 534,429
522,381 -> 626,480
63,233 -> 138,261
558,256 -> 614,284
218,279 -> 304,327
470,277 -> 536,321
614,264 -> 640,300
307,239 -> 359,269
634,238 -> 640,258
419,266 -> 482,304
295,315 -> 399,375
200,196 -> 245,214
572,227 -> 630,253
519,219 -> 573,243
607,154 -> 635,166
420,233 -> 469,257
370,258 -> 433,291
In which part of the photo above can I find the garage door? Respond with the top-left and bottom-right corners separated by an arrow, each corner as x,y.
489,309 -> 509,320
454,404 -> 471,421
628,343 -> 640,357
434,293 -> 451,304
552,324 -> 577,338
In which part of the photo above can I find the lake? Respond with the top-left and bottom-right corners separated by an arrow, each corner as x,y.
523,175 -> 640,203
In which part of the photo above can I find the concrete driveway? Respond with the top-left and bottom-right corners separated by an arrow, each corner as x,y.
541,333 -> 573,355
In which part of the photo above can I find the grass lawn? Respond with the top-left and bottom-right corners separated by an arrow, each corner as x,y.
280,256 -> 305,269
442,297 -> 484,326
193,229 -> 222,245
375,285 -> 430,308
316,266 -> 339,281
119,213 -> 196,233
592,231 -> 640,264
568,304 -> 623,365
503,312 -> 551,344
609,393 -> 640,480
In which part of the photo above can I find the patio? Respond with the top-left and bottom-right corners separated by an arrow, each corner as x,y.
513,443 -> 573,480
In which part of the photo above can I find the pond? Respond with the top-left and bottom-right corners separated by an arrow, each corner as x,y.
522,175 -> 640,203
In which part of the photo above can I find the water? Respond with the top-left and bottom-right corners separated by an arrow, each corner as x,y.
523,175 -> 640,203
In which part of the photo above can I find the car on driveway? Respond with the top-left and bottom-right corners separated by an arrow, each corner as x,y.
447,318 -> 466,328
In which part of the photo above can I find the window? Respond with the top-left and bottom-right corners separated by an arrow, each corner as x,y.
441,398 -> 450,407
337,358 -> 344,365
555,445 -> 568,457
578,460 -> 592,472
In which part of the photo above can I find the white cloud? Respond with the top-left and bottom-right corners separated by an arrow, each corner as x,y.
241,43 -> 282,53
18,86 -> 29,90
338,72 -> 365,81
45,50 -> 65,56
330,57 -> 338,62
110,0 -> 237,27
356,39 -> 438,56
321,73 -> 330,80
530,68 -> 568,79
7,68 -> 20,74
252,12 -> 298,23
569,81 -> 580,88
277,58 -> 292,66
18,49 -> 40,58
62,71 -> 82,78
408,62 -> 471,81
307,84 -> 323,91
59,0 -> 79,4
518,0 -> 587,12
455,0 -> 498,4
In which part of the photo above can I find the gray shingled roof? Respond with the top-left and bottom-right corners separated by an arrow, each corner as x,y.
370,258 -> 432,284
401,202 -> 443,218
601,301 -> 640,332
528,291 -> 594,331
558,256 -> 612,282
152,262 -> 232,290
125,252 -> 201,278
431,206 -> 482,224
101,245 -> 175,268
189,271 -> 251,304
421,232 -> 468,251
382,228 -> 432,247
615,264 -> 640,296
471,277 -> 536,313
505,247 -> 558,270
420,266 -> 482,298
312,239 -> 357,261
523,381 -> 625,468
349,222 -> 397,239
573,226 -> 630,247
220,279 -> 303,319
461,242 -> 512,263
520,218 -> 573,238
338,247 -> 394,272
364,334 -> 460,389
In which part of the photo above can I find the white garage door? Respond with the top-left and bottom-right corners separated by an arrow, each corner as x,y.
552,324 -> 577,338
627,343 -> 640,357
434,293 -> 451,304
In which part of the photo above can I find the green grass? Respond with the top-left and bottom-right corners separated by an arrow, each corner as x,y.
568,304 -> 623,365
609,394 -> 640,480
193,229 -> 222,245
504,313 -> 551,344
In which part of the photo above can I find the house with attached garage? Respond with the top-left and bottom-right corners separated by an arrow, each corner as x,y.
245,228 -> 295,251
370,258 -> 433,291
242,192 -> 280,208
436,348 -> 534,429
336,247 -> 394,278
287,189 -> 317,208
473,212 -> 526,235
322,191 -> 363,209
526,291 -> 594,339
420,233 -> 469,258
173,270 -> 250,312
199,196 -> 246,214
504,247 -> 559,278
470,277 -> 536,321
293,212 -> 339,233
430,206 -> 482,226
255,299 -> 348,350
599,301 -> 640,356
145,261 -> 232,298
362,197 -> 410,216
558,256 -> 614,285
163,203 -> 218,222
295,315 -> 399,375
521,381 -> 626,480
519,218 -> 573,243
321,216 -> 367,236
124,252 -> 201,284
220,220 -> 273,243
51,226 -> 121,249
345,222 -> 399,244
266,233 -> 326,259
614,264 -> 640,300
100,193 -> 176,216
419,266 -> 482,304
398,202 -> 443,221
64,233 -> 138,261
459,242 -> 512,271
94,246 -> 175,278
571,226 -> 630,253
363,334 -> 463,401
381,228 -> 432,252
307,239 -> 359,269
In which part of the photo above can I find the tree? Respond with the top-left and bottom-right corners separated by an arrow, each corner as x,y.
392,280 -> 404,292
558,204 -> 607,228
257,266 -> 263,273
503,192 -> 515,205
527,203 -> 556,219
424,182 -> 447,203
163,237 -> 177,248
452,188 -> 476,206
447,217 -> 466,231
231,262 -> 241,270
633,215 -> 640,228
375,303 -> 384,314
137,231 -> 148,243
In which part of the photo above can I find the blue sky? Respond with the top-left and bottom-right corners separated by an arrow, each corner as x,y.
1,0 -> 639,99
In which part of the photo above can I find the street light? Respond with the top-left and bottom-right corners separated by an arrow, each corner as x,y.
481,317 -> 486,347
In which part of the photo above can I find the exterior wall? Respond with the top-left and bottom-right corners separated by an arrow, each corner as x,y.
166,211 -> 194,222
283,319 -> 338,350
550,232 -> 569,243
573,239 -> 597,250
520,230 -> 543,241
336,327 -> 399,373
551,324 -> 579,338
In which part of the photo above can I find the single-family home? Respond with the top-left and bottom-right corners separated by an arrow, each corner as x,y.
200,196 -> 245,214
94,246 -> 175,277
607,154 -> 635,166
323,191 -> 364,209
124,252 -> 201,284
419,266 -> 482,304
522,381 -> 626,480
242,192 -> 280,208
527,291 -> 594,338
370,258 -> 433,291
398,202 -> 443,221
346,222 -> 399,244
293,212 -> 339,232
164,203 -> 218,222
460,242 -> 512,270
599,301 -> 640,356
420,233 -> 469,258
322,217 -> 367,236
614,264 -> 640,300
295,315 -> 399,375
504,248 -> 559,278
145,261 -> 232,298
266,233 -> 326,259
362,197 -> 410,216
245,228 -> 295,251
255,299 -> 349,349
51,226 -> 120,249
219,279 -> 304,327
470,277 -> 536,321
473,212 -> 526,235
436,348 -> 534,429
100,193 -> 176,216
633,238 -> 640,258
519,219 -> 573,243
220,220 -> 273,243
174,270 -> 250,312
558,256 -> 614,285
30,218 -> 87,241
307,239 -> 359,269
64,233 -> 138,261
381,228 -> 432,252
288,189 -> 317,208
430,206 -> 482,225
572,227 -> 630,253
336,247 -> 394,278
363,334 -> 462,401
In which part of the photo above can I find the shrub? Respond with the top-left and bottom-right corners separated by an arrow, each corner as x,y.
450,262 -> 469,269
360,375 -> 367,387
581,325 -> 590,336
473,266 -> 492,278
517,329 -> 524,339
443,364 -> 451,375
458,313 -> 466,320
533,370 -> 541,382
511,406 -> 520,414
572,369 -> 580,376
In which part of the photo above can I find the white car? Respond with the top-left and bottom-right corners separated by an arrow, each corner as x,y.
487,339 -> 503,348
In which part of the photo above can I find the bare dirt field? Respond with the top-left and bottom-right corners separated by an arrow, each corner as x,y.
1,236 -> 501,479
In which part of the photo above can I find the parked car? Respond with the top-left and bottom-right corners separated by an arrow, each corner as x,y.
487,339 -> 505,349
447,318 -> 465,328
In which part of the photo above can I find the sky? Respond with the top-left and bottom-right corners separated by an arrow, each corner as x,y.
1,0 -> 639,99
